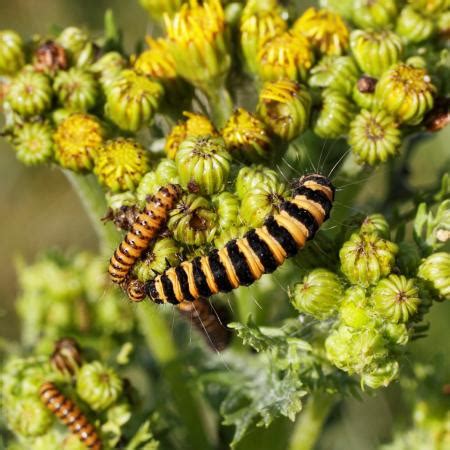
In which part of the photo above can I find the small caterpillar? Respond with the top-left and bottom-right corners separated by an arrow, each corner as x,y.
39,382 -> 102,450
108,184 -> 182,284
50,337 -> 82,377
144,174 -> 334,304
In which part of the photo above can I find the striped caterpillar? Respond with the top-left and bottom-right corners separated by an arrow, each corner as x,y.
39,382 -> 102,450
144,174 -> 334,304
50,337 -> 82,377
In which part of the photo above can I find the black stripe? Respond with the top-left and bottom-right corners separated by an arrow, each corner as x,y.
265,216 -> 298,257
245,230 -> 278,273
208,249 -> 234,293
280,201 -> 318,240
292,185 -> 333,219
145,280 -> 164,304
225,240 -> 255,286
160,274 -> 178,304
175,266 -> 195,301
192,258 -> 213,297
299,174 -> 335,196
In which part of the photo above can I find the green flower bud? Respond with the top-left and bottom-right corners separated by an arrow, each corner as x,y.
168,194 -> 218,246
56,27 -> 90,65
91,51 -> 127,91
235,164 -> 281,200
64,434 -> 93,450
212,191 -> 240,232
350,30 -> 403,78
53,68 -> 99,112
418,252 -> 450,300
396,6 -> 435,43
106,191 -> 137,212
222,108 -> 274,163
0,30 -> 25,75
361,361 -> 399,389
292,268 -> 343,319
134,238 -> 180,281
7,68 -> 52,117
375,63 -> 436,125
360,214 -> 390,239
382,322 -> 409,345
135,171 -> 160,207
371,275 -> 421,323
139,0 -> 182,20
76,362 -> 123,412
340,232 -> 398,287
396,241 -> 422,277
105,69 -> 163,132
408,0 -> 449,17
349,109 -> 401,166
339,286 -> 372,329
240,179 -> 287,227
257,80 -> 312,141
214,225 -> 249,247
54,113 -> 104,172
352,76 -> 377,110
308,56 -> 360,96
13,121 -> 54,166
313,89 -> 357,139
175,135 -> 231,195
437,11 -> 450,37
155,158 -> 180,186
351,0 -> 398,30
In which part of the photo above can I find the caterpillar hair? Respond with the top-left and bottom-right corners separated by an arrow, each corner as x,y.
50,337 -> 82,377
144,174 -> 335,304
39,382 -> 102,450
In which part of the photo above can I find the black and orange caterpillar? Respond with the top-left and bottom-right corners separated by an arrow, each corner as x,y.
39,382 -> 102,450
144,174 -> 335,304
108,183 -> 182,284
50,337 -> 82,377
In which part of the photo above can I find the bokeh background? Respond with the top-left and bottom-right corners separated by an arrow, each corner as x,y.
0,1 -> 449,449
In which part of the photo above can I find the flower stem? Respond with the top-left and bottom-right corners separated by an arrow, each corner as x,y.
203,82 -> 234,128
289,394 -> 336,450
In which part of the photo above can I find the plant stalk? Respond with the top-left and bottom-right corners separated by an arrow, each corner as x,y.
203,81 -> 233,128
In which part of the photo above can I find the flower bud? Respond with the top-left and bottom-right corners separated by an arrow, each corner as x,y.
352,76 -> 377,110
350,30 -> 403,78
382,322 -> 409,345
7,68 -> 52,117
175,135 -> 231,195
91,51 -> 127,90
437,11 -> 450,37
396,241 -> 422,277
351,0 -> 398,30
313,89 -> 357,139
235,164 -> 281,199
257,80 -> 312,141
292,268 -> 343,319
361,360 -> 399,389
221,108 -> 273,163
214,225 -> 249,247
240,179 -> 287,227
134,238 -> 180,281
94,138 -> 151,192
168,194 -> 218,246
293,7 -> 349,56
139,0 -> 182,19
396,6 -> 435,43
371,275 -> 421,323
360,214 -> 390,239
155,158 -> 180,186
105,69 -> 163,132
212,191 -> 240,232
0,30 -> 25,75
339,286 -> 372,329
318,0 -> 353,20
54,113 -> 104,172
349,110 -> 401,166
13,121 -> 54,166
340,232 -> 398,287
375,63 -> 436,125
53,67 -> 99,112
76,361 -> 123,411
56,27 -> 90,65
418,252 -> 450,300
408,0 -> 449,17
135,171 -> 159,207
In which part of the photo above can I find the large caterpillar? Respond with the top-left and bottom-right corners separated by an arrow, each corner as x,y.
108,183 -> 182,284
39,382 -> 102,450
144,174 -> 335,304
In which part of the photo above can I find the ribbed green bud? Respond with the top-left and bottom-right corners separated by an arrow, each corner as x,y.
360,214 -> 390,239
349,109 -> 401,165
371,275 -> 421,323
134,238 -> 180,282
56,27 -> 90,65
105,69 -> 163,132
396,6 -> 435,43
168,194 -> 218,246
396,241 -> 422,277
418,252 -> 450,300
139,0 -> 182,19
235,164 -> 281,200
361,361 -> 399,389
408,0 -> 449,17
257,80 -> 312,141
382,322 -> 409,345
352,76 -> 377,110
308,56 -> 360,96
13,122 -> 54,166
313,89 -> 357,139
7,68 -> 52,117
339,286 -> 372,329
175,135 -> 231,195
212,191 -> 240,232
91,51 -> 127,91
375,63 -> 436,125
437,10 -> 450,36
54,113 -> 104,172
53,68 -> 99,112
350,30 -> 403,78
135,171 -> 159,207
0,30 -> 25,75
155,158 -> 179,186
240,179 -> 287,227
351,0 -> 398,30
222,108 -> 273,163
94,138 -> 151,192
214,225 -> 249,247
292,268 -> 343,320
340,232 -> 398,287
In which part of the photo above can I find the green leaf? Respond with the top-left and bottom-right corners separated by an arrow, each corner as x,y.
125,419 -> 160,450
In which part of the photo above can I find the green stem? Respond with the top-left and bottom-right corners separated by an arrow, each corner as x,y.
203,82 -> 234,128
289,394 -> 336,450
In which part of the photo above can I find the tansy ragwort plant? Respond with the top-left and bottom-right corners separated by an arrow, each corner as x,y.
0,0 -> 449,449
